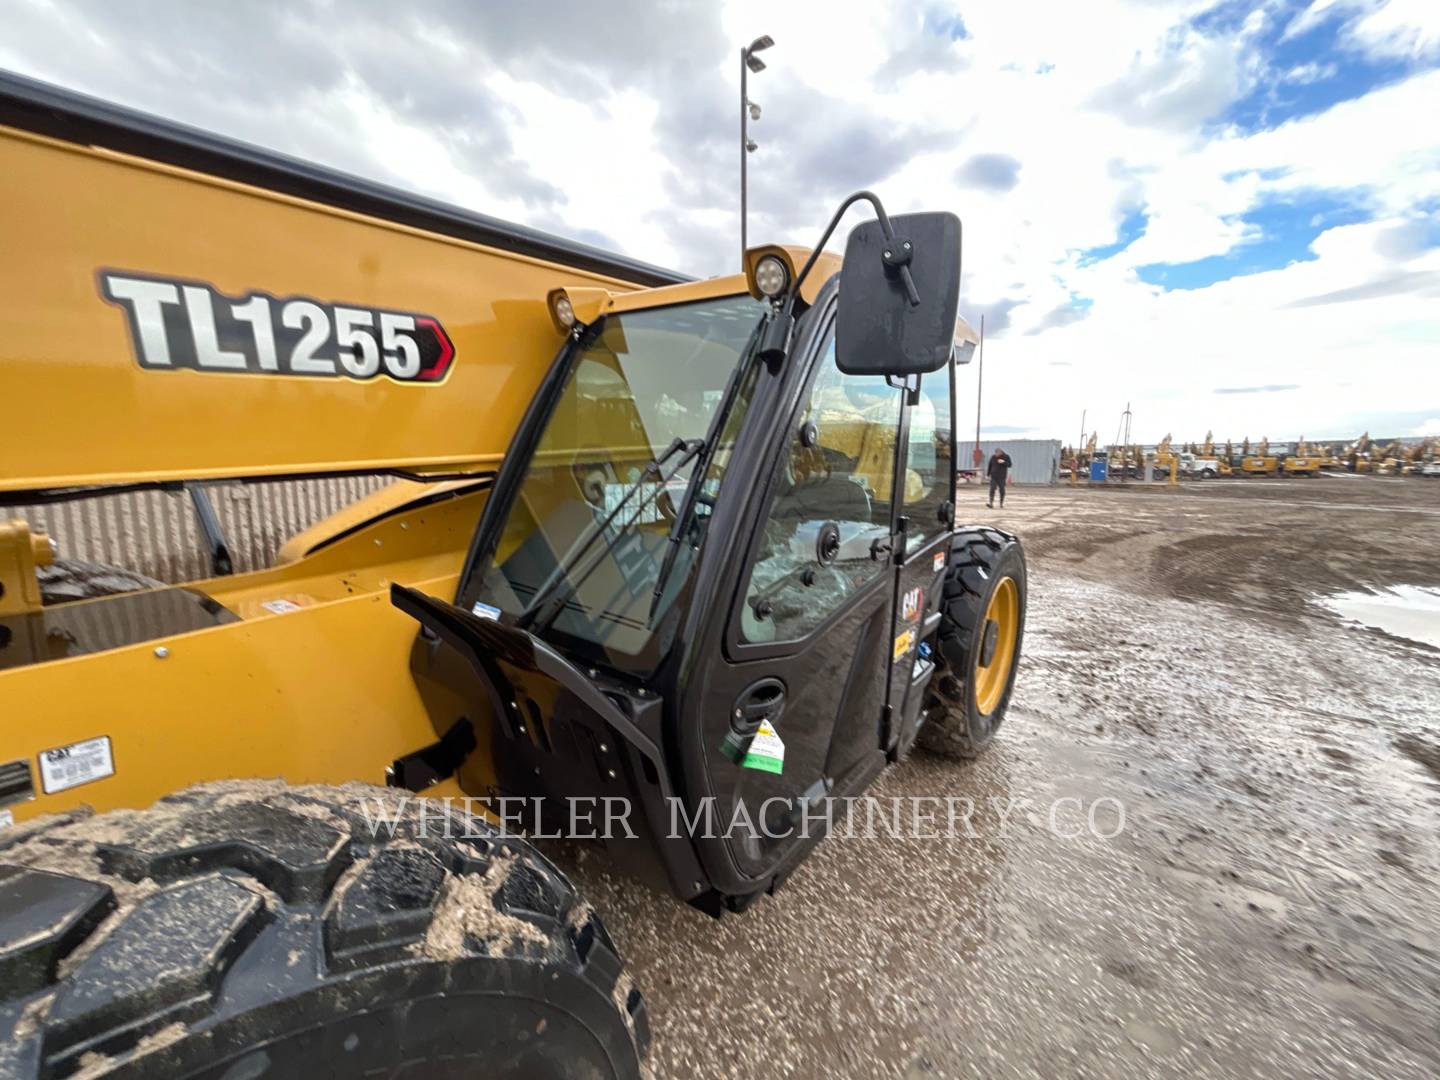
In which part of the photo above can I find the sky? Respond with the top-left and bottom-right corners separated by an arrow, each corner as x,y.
3,0 -> 1438,445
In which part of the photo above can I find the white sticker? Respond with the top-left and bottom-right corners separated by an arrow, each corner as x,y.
0,808 -> 12,831
38,736 -> 115,795
933,551 -> 946,573
471,602 -> 501,621
261,599 -> 302,614
741,720 -> 785,774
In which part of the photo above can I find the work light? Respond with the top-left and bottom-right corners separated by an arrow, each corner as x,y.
754,255 -> 788,298
553,294 -> 575,328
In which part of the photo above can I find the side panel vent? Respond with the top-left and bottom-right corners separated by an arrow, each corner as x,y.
0,759 -> 35,808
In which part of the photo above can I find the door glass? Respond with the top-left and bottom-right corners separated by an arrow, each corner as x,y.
467,295 -> 766,670
741,338 -> 902,643
903,363 -> 954,550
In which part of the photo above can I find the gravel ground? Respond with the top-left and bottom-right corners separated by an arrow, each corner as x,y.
544,475 -> 1440,1079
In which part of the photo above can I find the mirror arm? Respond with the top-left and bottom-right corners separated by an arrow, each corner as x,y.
790,189 -> 921,307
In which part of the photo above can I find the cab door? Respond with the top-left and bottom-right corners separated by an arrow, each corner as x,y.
883,363 -> 957,758
676,312 -> 907,896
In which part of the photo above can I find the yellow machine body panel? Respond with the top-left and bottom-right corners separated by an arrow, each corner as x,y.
0,486 -> 494,821
0,123 -> 649,494
0,572 -> 479,821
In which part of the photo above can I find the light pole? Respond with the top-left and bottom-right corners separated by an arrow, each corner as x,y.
741,34 -> 773,269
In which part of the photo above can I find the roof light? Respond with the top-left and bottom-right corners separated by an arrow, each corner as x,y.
553,294 -> 575,328
754,255 -> 788,298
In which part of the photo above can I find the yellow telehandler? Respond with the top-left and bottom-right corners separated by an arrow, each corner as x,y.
0,74 -> 1025,1077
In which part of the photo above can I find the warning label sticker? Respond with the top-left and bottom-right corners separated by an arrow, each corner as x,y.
260,599 -> 302,614
742,720 -> 785,774
38,736 -> 115,795
893,627 -> 917,662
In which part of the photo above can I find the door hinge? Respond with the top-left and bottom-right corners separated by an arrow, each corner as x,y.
881,704 -> 900,760
386,717 -> 477,792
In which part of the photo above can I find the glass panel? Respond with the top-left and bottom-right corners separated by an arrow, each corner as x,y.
472,295 -> 765,667
741,338 -> 902,643
903,363 -> 954,549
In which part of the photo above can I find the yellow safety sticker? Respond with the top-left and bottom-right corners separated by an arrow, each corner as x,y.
893,627 -> 917,662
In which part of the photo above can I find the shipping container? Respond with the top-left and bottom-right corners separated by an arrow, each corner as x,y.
958,439 -> 1062,485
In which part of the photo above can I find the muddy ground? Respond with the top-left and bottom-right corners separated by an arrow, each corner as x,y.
547,475 -> 1440,1079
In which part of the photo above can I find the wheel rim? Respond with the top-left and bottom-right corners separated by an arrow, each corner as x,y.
975,576 -> 1019,715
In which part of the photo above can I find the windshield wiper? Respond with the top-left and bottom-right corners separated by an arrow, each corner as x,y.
517,436 -> 705,633
647,326 -> 765,622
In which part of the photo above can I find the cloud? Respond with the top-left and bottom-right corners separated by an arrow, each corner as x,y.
1214,384 -> 1301,394
1284,268 -> 1440,306
1322,0 -> 1440,62
1025,303 -> 1090,334
1088,27 -> 1248,131
960,297 -> 1026,339
956,153 -> 1022,191
1414,418 -> 1440,436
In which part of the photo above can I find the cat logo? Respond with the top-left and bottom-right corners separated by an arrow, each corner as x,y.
901,586 -> 924,622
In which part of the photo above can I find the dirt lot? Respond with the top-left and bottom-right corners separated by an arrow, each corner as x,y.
549,475 -> 1440,1079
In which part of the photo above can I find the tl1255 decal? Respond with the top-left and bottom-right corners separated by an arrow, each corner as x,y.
100,272 -> 455,383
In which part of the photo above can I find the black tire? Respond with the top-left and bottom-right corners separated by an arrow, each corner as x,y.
918,527 -> 1027,759
0,781 -> 646,1079
37,560 -> 166,606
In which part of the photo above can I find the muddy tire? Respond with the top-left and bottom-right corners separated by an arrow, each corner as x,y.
918,527 -> 1026,759
37,560 -> 166,606
0,781 -> 646,1079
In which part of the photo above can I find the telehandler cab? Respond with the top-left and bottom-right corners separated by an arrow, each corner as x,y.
0,73 -> 1026,1078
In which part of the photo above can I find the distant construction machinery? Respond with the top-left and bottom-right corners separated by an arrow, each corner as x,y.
1059,429 -> 1437,482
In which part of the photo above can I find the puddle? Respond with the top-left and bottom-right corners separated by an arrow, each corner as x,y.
1320,585 -> 1440,649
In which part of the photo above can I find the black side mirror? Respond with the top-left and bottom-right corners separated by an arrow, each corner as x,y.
835,211 -> 961,377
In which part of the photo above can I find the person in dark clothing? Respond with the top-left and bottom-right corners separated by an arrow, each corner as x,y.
987,448 -> 1013,508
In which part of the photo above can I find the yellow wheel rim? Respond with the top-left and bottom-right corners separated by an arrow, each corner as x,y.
974,576 -> 1019,715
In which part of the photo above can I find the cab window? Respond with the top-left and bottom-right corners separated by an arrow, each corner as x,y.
740,338 -> 902,643
466,295 -> 765,670
902,363 -> 954,550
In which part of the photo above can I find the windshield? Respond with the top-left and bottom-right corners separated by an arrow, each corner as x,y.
469,294 -> 766,670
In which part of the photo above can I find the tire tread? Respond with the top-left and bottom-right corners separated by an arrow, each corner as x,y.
0,782 -> 645,1078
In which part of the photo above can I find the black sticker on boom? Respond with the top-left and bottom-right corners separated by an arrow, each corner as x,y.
99,271 -> 455,383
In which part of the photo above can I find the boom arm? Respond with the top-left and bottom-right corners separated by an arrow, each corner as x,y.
0,73 -> 686,500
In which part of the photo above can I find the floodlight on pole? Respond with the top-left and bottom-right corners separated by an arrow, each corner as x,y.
740,34 -> 774,271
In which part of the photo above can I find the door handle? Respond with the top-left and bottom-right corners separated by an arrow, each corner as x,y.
731,677 -> 786,736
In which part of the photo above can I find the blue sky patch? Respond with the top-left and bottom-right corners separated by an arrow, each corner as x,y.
1137,192 -> 1371,290
1079,208 -> 1148,264
1205,0 -> 1431,134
